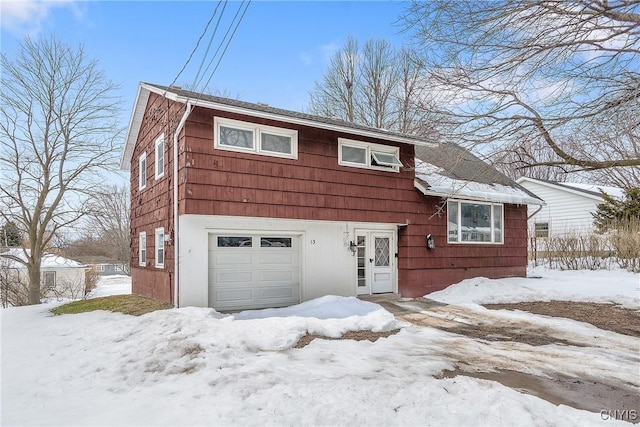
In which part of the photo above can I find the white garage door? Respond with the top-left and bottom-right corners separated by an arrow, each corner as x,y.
208,234 -> 301,311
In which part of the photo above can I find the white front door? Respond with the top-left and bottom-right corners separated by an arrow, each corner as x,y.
355,231 -> 395,295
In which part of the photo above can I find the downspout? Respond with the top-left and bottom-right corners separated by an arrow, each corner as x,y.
527,204 -> 543,220
173,102 -> 192,308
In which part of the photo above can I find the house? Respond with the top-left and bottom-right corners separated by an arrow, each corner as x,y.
71,255 -> 127,276
516,177 -> 624,238
0,248 -> 88,300
121,83 -> 543,311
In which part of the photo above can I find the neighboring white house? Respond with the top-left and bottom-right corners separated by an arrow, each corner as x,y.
0,248 -> 87,300
516,177 -> 624,238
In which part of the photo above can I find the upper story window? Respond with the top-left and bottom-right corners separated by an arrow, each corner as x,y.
214,117 -> 298,159
155,134 -> 165,179
338,138 -> 402,172
138,152 -> 147,190
448,200 -> 503,244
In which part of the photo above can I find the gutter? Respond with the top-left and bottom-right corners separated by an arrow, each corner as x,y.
173,102 -> 192,308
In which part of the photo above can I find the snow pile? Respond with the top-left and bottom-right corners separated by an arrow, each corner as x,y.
426,266 -> 639,308
88,274 -> 132,297
2,270 -> 637,426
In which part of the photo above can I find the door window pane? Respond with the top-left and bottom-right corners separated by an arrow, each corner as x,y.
374,237 -> 390,267
356,235 -> 366,287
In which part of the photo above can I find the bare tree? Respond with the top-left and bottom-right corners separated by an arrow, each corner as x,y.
85,184 -> 131,275
0,36 -> 122,305
402,0 -> 640,184
309,37 -> 440,136
310,37 -> 359,123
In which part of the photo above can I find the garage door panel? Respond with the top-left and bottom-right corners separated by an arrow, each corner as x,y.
215,288 -> 253,304
209,234 -> 301,311
215,252 -> 254,266
258,252 -> 297,265
259,270 -> 294,282
259,286 -> 297,300
217,271 -> 253,283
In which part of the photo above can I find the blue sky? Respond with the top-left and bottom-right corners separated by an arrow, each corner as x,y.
1,1 -> 412,117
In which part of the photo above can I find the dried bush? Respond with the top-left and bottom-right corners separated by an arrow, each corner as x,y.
530,233 -> 612,270
608,220 -> 640,273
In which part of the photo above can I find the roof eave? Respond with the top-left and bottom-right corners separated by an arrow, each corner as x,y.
415,180 -> 545,206
120,84 -> 151,170
516,177 -> 605,201
139,83 -> 437,148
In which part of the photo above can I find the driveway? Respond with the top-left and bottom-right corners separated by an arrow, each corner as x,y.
362,297 -> 640,424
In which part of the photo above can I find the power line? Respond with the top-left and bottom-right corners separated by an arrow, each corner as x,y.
168,1 -> 223,91
191,1 -> 229,90
197,0 -> 251,98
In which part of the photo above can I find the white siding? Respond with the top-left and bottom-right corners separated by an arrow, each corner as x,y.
519,180 -> 601,237
178,214 -> 399,308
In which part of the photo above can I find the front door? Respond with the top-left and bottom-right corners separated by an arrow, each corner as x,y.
355,231 -> 395,295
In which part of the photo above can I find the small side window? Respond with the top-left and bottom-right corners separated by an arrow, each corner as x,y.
139,232 -> 147,266
155,228 -> 165,268
139,153 -> 147,190
155,134 -> 165,179
534,222 -> 549,238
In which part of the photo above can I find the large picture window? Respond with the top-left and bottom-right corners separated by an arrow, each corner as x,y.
448,200 -> 504,244
214,117 -> 298,159
338,138 -> 402,172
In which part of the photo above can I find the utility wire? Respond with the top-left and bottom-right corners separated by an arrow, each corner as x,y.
167,1 -> 222,92
197,0 -> 251,98
191,1 -> 229,90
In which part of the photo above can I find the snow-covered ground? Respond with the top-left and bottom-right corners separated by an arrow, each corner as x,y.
1,268 -> 638,426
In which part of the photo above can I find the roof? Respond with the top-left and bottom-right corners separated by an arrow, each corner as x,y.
0,249 -> 86,269
516,177 -> 625,201
414,144 -> 544,205
121,83 -> 542,205
121,82 -> 438,170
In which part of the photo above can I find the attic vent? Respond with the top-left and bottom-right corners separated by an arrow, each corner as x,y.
169,85 -> 182,90
257,102 -> 269,107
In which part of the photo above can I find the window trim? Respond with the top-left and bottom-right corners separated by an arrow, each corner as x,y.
138,152 -> 147,190
139,231 -> 147,266
214,117 -> 298,159
534,222 -> 550,238
154,133 -> 165,179
447,199 -> 504,245
338,138 -> 401,173
42,271 -> 56,290
155,227 -> 165,268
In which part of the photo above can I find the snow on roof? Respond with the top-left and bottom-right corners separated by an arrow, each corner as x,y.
0,248 -> 86,269
559,182 -> 625,200
415,159 -> 544,205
